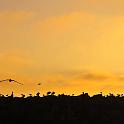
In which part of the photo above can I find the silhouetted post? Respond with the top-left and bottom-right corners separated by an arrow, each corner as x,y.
11,92 -> 14,98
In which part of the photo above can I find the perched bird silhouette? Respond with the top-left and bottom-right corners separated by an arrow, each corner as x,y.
0,79 -> 23,85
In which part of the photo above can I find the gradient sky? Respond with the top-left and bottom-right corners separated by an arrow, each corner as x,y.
1,0 -> 124,96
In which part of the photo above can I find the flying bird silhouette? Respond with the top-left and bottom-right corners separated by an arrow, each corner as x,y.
0,79 -> 23,85
37,83 -> 41,85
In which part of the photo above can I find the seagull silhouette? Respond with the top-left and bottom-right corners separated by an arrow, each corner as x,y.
0,79 -> 23,85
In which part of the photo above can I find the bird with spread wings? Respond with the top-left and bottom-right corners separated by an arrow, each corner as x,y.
0,79 -> 23,85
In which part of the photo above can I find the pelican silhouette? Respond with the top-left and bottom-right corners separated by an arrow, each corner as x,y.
0,79 -> 23,85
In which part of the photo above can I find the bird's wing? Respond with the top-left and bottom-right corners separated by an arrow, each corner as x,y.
13,80 -> 23,85
0,79 -> 9,82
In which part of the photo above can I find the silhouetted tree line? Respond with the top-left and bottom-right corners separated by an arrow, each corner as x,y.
0,91 -> 124,124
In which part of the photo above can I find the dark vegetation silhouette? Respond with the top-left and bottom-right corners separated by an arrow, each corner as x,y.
0,91 -> 124,123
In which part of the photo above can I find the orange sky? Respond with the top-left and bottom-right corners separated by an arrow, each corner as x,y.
0,0 -> 124,96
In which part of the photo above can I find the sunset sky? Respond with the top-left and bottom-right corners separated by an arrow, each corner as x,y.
1,0 -> 124,96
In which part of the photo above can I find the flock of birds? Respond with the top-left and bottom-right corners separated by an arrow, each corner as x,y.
0,79 -> 42,86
